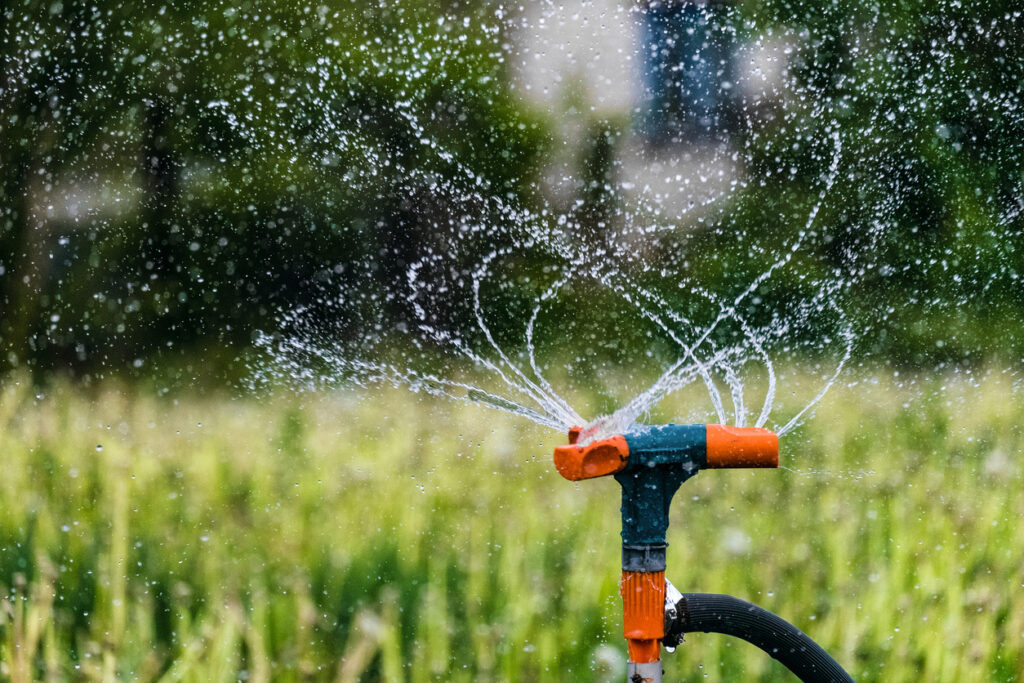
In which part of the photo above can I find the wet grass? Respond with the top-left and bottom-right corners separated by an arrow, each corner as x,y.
0,370 -> 1022,682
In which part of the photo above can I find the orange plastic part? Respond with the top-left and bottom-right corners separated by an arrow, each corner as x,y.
627,638 -> 660,664
621,570 -> 665,663
567,425 -> 582,444
705,424 -> 779,468
553,435 -> 629,481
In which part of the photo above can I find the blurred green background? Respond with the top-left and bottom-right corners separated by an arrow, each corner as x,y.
1,372 -> 1022,681
2,0 -> 1022,384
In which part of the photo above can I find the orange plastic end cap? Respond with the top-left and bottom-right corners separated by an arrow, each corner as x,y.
553,435 -> 629,481
705,424 -> 779,469
626,638 -> 660,664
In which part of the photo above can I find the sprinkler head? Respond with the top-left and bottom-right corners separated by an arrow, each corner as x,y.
552,423 -> 779,546
553,424 -> 778,482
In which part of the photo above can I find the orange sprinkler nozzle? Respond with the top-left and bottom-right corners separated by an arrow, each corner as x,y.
567,425 -> 582,444
553,435 -> 630,481
705,424 -> 779,469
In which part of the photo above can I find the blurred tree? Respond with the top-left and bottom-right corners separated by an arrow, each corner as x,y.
1,0 -> 546,382
1,0 -> 1022,385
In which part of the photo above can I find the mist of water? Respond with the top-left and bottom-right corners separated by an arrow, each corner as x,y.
254,109 -> 857,440
247,3 -> 1022,443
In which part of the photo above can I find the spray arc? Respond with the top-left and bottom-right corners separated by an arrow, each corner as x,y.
553,424 -> 778,681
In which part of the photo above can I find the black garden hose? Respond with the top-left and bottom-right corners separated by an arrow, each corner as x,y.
666,593 -> 854,683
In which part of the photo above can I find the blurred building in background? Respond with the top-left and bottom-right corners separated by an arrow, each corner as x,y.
638,0 -> 736,146
512,0 -> 793,217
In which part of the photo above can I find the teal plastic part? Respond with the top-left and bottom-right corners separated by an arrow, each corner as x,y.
616,424 -> 707,546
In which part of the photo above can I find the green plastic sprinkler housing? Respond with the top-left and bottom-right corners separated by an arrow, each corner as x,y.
617,424 -> 706,547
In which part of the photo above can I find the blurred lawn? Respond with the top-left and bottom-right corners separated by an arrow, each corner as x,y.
0,371 -> 1022,682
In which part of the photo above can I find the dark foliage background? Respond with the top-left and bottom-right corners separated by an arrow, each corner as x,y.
2,0 -> 1021,385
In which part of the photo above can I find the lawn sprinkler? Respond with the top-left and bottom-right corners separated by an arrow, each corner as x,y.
553,424 -> 854,683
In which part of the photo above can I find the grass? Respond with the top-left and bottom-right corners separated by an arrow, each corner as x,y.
0,369 -> 1022,681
